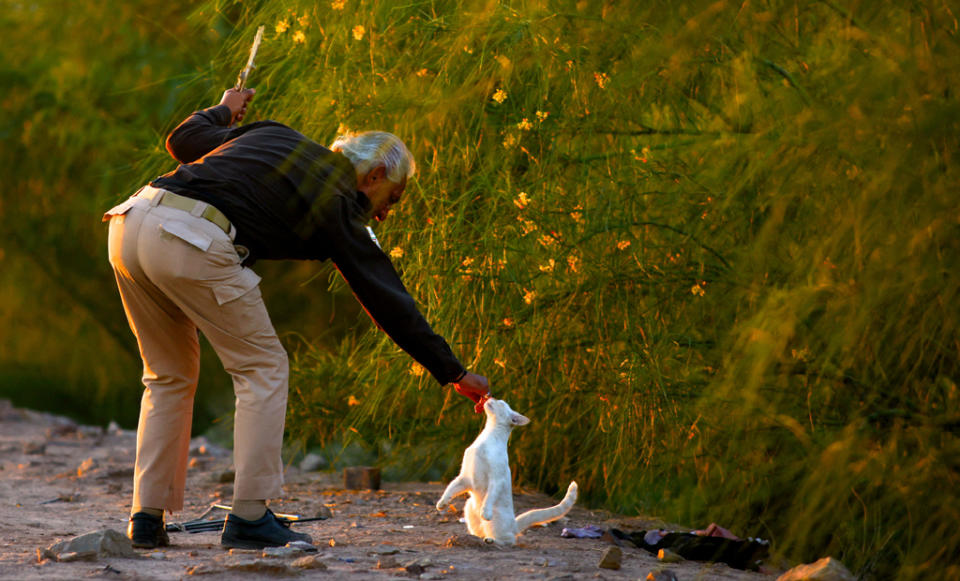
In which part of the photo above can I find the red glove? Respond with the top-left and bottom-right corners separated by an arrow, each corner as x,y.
453,372 -> 490,414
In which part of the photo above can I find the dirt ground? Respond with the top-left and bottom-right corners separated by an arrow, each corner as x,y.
0,400 -> 779,580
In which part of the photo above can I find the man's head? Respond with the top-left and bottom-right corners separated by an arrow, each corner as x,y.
330,131 -> 415,222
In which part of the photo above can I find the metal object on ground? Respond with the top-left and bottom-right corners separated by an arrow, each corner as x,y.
165,502 -> 328,534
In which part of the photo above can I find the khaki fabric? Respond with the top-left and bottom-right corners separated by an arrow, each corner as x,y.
107,193 -> 288,511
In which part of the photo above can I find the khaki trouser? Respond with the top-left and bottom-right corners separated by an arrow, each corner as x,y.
106,188 -> 287,511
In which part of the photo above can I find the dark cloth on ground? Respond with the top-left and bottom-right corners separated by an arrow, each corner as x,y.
609,528 -> 770,571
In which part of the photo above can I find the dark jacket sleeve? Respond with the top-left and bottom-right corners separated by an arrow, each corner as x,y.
321,194 -> 466,385
165,105 -> 235,164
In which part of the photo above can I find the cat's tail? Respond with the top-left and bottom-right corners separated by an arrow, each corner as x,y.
514,481 -> 578,533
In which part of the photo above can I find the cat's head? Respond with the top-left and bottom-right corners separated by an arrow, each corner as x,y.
483,398 -> 530,428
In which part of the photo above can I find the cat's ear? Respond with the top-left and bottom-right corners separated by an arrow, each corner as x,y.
511,412 -> 530,426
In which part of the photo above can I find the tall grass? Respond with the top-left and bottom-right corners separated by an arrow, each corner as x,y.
3,0 -> 957,577
244,2 -> 957,577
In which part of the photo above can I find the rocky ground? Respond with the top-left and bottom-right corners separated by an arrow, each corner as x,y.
0,399 -> 779,580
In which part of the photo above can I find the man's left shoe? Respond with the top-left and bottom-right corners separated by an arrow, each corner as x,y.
127,512 -> 170,549
221,509 -> 313,550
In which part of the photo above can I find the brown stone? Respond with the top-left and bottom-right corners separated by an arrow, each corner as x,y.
343,466 -> 380,490
777,556 -> 856,581
597,546 -> 622,570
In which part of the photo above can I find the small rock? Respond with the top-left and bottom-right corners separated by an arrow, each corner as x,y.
657,548 -> 682,563
262,546 -> 305,558
43,528 -> 138,561
285,540 -> 318,552
145,551 -> 166,560
444,534 -> 486,548
777,556 -> 856,581
371,545 -> 399,555
23,441 -> 46,455
377,555 -> 398,569
343,466 -> 381,490
597,546 -> 622,570
226,558 -> 296,574
299,452 -> 327,472
646,569 -> 679,581
403,556 -> 432,575
57,551 -> 96,562
292,555 -> 327,570
185,564 -> 219,575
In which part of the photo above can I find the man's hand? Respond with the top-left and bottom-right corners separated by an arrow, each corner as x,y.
453,372 -> 491,414
219,88 -> 255,126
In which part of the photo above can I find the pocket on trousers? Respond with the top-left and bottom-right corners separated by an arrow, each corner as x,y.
158,220 -> 214,252
102,197 -> 138,222
211,266 -> 262,306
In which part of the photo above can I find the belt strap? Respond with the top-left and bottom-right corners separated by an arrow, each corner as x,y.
139,187 -> 232,235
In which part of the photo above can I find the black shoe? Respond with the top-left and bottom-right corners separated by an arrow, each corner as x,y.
221,509 -> 313,550
127,512 -> 170,549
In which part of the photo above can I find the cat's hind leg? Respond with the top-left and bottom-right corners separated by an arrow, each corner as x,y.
463,495 -> 486,538
436,475 -> 471,510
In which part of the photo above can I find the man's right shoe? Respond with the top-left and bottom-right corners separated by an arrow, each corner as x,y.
221,509 -> 313,550
127,512 -> 170,549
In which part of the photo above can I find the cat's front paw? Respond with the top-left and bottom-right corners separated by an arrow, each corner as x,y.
436,498 -> 449,511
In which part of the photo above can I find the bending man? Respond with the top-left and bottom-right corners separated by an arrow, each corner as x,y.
104,87 -> 489,550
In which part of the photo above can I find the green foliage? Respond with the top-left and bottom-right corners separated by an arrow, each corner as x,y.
2,0 -> 958,578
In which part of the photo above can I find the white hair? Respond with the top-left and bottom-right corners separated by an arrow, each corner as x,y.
330,131 -> 416,183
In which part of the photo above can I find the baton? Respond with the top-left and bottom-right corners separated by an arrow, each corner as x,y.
235,26 -> 264,92
165,502 -> 329,534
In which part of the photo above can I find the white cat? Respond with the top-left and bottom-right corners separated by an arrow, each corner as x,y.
436,398 -> 578,545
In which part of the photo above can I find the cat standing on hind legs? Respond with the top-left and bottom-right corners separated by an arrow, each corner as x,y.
436,398 -> 578,545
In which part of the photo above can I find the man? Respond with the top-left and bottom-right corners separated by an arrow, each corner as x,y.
104,87 -> 490,550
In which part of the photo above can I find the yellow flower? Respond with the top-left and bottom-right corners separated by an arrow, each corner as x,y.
503,318 -> 514,327
463,45 -> 474,54
513,191 -> 529,209
275,19 -> 290,34
616,240 -> 631,250
494,358 -> 507,369
461,257 -> 474,267
502,133 -> 517,149
538,259 -> 555,273
567,254 -> 580,273
331,0 -> 346,9
691,283 -> 705,296
538,234 -> 557,247
409,362 -> 425,377
517,118 -> 533,131
594,72 -> 610,89
347,395 -> 360,406
292,30 -> 306,44
516,216 -> 538,235
415,68 -> 429,77
523,289 -> 536,304
352,25 -> 366,40
535,110 -> 549,122
492,89 -> 507,104
570,204 -> 583,222
389,246 -> 404,258
298,15 -> 310,28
